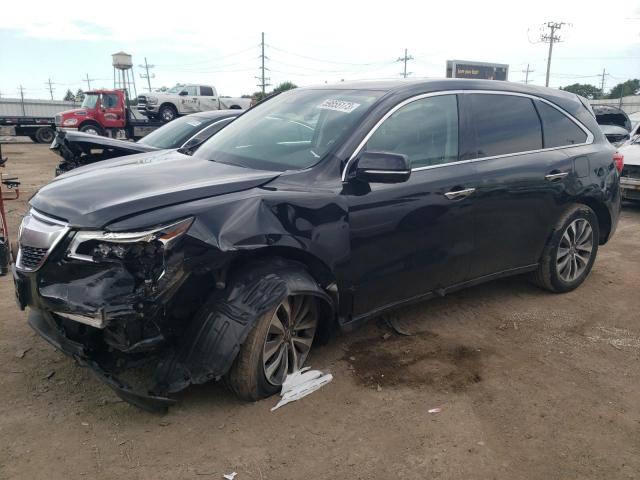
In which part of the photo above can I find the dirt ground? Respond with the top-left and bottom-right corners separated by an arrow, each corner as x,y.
1,140 -> 639,480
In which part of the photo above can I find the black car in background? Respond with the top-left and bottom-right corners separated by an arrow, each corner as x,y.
51,110 -> 239,175
14,80 -> 621,411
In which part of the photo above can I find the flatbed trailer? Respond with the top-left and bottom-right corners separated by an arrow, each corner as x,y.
0,116 -> 57,143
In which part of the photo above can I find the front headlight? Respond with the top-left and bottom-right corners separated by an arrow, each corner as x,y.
67,217 -> 194,279
63,118 -> 78,126
147,97 -> 158,105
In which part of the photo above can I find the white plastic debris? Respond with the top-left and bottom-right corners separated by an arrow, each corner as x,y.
428,407 -> 442,414
271,367 -> 333,411
223,472 -> 237,480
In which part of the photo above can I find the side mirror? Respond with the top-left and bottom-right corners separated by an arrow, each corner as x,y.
354,151 -> 411,184
179,90 -> 188,96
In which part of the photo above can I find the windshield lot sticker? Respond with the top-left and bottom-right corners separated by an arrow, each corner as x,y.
186,120 -> 202,127
317,99 -> 361,113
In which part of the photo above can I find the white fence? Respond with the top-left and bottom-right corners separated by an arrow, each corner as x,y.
0,98 -> 78,118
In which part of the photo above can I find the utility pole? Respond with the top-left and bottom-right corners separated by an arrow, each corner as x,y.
600,68 -> 607,97
84,74 -> 94,90
255,32 -> 271,96
45,78 -> 55,100
138,57 -> 155,91
18,85 -> 26,116
522,64 -> 534,84
396,48 -> 414,78
540,21 -> 566,87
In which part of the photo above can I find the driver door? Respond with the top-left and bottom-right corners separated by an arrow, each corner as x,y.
180,85 -> 199,113
97,93 -> 124,129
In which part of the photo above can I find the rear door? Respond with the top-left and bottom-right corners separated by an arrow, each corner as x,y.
462,92 -> 590,278
198,86 -> 219,111
346,94 -> 478,316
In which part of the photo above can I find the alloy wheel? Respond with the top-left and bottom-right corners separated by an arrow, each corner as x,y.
161,108 -> 175,122
556,218 -> 593,282
262,296 -> 318,386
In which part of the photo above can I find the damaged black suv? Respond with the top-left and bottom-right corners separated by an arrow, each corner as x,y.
14,80 -> 620,411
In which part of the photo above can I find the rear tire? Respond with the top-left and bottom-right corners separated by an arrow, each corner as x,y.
34,127 -> 55,144
532,204 -> 599,293
226,295 -> 319,401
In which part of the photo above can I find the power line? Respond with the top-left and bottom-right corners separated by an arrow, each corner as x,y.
138,57 -> 156,92
158,45 -> 258,67
396,48 -> 414,78
256,32 -> 271,95
540,21 -> 568,87
268,44 -> 390,66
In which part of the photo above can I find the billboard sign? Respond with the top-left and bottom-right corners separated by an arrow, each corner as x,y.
446,60 -> 509,81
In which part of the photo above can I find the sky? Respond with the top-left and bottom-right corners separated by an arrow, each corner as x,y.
0,0 -> 639,100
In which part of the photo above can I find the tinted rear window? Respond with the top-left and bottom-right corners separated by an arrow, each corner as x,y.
535,101 -> 587,147
470,94 -> 542,157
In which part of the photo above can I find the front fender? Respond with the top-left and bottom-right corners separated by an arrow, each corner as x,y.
154,258 -> 333,393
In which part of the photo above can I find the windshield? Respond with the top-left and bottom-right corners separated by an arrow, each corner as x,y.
138,115 -> 211,149
81,94 -> 99,109
194,88 -> 384,171
167,85 -> 185,94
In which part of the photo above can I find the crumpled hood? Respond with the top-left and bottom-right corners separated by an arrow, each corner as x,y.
31,150 -> 280,228
51,130 -> 158,158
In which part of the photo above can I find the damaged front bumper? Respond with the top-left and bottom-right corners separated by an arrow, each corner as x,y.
25,306 -> 176,412
12,213 -> 239,412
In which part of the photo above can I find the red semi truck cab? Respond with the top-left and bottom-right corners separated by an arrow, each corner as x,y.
54,90 -> 159,140
55,90 -> 128,135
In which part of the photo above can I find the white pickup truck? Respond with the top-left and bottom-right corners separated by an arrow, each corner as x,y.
137,84 -> 250,122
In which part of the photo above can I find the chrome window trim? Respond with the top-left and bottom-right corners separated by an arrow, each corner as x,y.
180,117 -> 236,148
16,209 -> 70,272
341,89 -> 594,181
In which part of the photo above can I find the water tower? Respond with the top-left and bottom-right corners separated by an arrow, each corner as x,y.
112,51 -> 138,100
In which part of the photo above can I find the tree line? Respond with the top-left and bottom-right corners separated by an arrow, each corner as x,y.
560,79 -> 640,100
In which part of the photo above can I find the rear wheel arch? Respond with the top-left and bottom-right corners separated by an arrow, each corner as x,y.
576,197 -> 611,245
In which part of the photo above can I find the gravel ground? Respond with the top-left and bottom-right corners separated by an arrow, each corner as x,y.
1,141 -> 639,480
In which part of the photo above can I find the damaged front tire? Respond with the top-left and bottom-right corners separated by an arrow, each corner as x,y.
226,295 -> 319,401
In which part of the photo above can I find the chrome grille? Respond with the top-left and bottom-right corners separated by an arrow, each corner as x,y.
54,114 -> 61,126
18,246 -> 48,270
137,96 -> 148,113
16,210 -> 69,272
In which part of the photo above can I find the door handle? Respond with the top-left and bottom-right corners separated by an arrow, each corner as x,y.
545,172 -> 569,181
444,188 -> 476,200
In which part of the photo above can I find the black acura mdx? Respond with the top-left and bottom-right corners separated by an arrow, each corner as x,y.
13,80 -> 621,411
